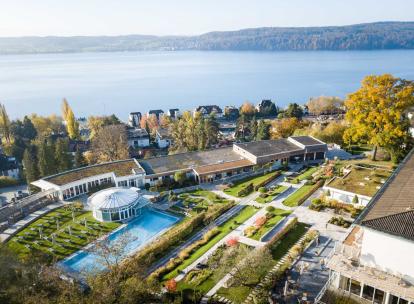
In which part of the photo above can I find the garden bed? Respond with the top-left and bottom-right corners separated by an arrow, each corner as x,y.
244,208 -> 291,241
162,205 -> 258,280
255,185 -> 288,204
7,204 -> 120,260
282,180 -> 323,207
223,171 -> 280,197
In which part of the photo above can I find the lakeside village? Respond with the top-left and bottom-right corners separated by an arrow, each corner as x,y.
0,74 -> 414,304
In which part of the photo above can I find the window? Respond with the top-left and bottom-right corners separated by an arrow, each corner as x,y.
373,289 -> 384,304
399,299 -> 409,304
362,285 -> 374,301
350,279 -> 361,296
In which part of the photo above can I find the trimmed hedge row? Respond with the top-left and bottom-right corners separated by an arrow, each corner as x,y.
237,183 -> 254,197
266,216 -> 298,247
254,171 -> 281,191
297,179 -> 324,206
151,227 -> 221,279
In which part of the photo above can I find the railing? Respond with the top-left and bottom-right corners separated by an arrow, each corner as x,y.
314,274 -> 334,304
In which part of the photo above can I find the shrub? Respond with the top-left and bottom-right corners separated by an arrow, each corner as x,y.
237,183 -> 254,197
258,187 -> 267,193
259,193 -> 268,198
266,206 -> 275,212
0,176 -> 19,188
266,217 -> 298,246
226,236 -> 239,247
254,216 -> 267,228
165,279 -> 177,292
254,171 -> 281,191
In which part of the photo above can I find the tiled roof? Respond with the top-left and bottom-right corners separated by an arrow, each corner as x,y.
195,105 -> 223,114
363,210 -> 414,241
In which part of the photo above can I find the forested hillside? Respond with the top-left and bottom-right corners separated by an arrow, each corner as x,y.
0,22 -> 413,54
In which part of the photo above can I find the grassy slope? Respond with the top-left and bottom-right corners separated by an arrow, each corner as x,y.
255,185 -> 288,204
163,205 -> 258,280
282,184 -> 315,207
224,172 -> 279,197
7,207 -> 120,260
250,209 -> 291,241
217,223 -> 309,303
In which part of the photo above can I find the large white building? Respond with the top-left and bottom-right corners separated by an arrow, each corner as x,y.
319,149 -> 414,304
32,136 -> 327,200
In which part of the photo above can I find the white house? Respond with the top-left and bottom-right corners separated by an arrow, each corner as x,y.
319,149 -> 414,304
127,127 -> 150,148
155,128 -> 172,149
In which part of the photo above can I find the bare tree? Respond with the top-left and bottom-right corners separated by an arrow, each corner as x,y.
91,124 -> 129,163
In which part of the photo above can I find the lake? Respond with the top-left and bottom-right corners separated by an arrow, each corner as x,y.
1,50 -> 413,119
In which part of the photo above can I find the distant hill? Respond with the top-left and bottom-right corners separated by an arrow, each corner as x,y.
1,22 -> 413,54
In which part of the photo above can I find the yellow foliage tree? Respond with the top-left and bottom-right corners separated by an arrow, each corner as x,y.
61,99 -> 79,139
240,101 -> 256,116
343,74 -> 414,161
271,117 -> 302,139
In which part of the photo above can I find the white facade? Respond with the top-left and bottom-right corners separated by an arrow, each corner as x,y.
323,185 -> 372,206
128,137 -> 150,148
360,228 -> 414,284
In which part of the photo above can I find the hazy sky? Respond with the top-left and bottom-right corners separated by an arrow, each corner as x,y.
0,0 -> 413,37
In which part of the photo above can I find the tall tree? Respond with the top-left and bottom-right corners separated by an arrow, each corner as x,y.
0,103 -> 11,144
74,147 -> 87,168
307,96 -> 344,115
55,138 -> 72,172
343,74 -> 414,161
271,117 -> 302,139
22,116 -> 37,140
37,139 -> 56,177
284,103 -> 304,118
256,120 -> 270,140
22,145 -> 39,183
61,98 -> 79,139
249,117 -> 258,140
91,125 -> 129,163
239,101 -> 256,116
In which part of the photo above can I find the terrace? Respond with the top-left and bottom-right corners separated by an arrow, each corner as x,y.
327,165 -> 392,197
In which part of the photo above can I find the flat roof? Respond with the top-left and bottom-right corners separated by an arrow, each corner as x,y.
327,165 -> 392,197
357,149 -> 414,241
290,136 -> 324,146
44,159 -> 143,186
234,138 -> 304,157
193,159 -> 254,175
139,147 -> 244,175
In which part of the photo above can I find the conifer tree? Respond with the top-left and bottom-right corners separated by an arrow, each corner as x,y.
55,138 -> 72,172
74,147 -> 87,168
37,139 -> 56,177
22,145 -> 39,183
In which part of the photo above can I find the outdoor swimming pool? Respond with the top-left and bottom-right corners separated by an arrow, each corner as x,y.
61,208 -> 180,274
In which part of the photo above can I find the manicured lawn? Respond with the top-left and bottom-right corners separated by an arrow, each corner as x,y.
217,223 -> 309,303
7,205 -> 120,260
255,185 -> 288,204
269,222 -> 309,260
224,171 -> 279,197
297,166 -> 319,181
163,205 -> 258,280
282,184 -> 315,207
250,209 -> 291,241
178,190 -> 231,214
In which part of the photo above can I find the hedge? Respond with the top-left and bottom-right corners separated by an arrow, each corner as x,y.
237,183 -> 254,197
254,171 -> 281,191
266,216 -> 298,247
0,176 -> 19,188
296,179 -> 324,206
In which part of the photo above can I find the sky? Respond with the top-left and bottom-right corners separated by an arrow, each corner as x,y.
0,0 -> 413,37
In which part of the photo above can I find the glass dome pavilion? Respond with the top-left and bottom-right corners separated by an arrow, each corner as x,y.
89,187 -> 150,222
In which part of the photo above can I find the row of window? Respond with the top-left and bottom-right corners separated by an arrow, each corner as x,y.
62,177 -> 112,200
340,275 -> 410,304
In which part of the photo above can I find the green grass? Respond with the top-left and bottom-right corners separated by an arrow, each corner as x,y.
223,171 -> 279,197
282,184 -> 315,207
255,185 -> 288,204
250,209 -> 291,241
297,166 -> 319,181
178,190 -> 231,215
217,223 -> 309,303
269,222 -> 309,260
7,206 -> 120,260
163,205 -> 258,280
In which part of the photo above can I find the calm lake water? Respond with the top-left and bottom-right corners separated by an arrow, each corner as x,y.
1,50 -> 413,119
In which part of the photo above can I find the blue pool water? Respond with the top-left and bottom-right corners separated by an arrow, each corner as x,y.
60,208 -> 180,274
